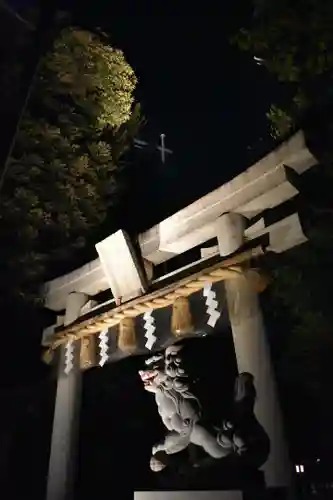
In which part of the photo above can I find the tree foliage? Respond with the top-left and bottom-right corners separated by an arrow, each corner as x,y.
233,0 -> 333,138
0,27 -> 141,303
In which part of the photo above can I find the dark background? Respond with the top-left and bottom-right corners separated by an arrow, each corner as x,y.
76,332 -> 240,499
0,2 -> 314,500
75,3 -> 279,226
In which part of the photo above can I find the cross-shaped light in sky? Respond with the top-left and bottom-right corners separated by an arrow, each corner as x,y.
134,134 -> 173,163
157,134 -> 173,163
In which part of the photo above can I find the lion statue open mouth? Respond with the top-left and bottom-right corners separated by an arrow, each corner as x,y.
139,341 -> 270,472
139,369 -> 159,389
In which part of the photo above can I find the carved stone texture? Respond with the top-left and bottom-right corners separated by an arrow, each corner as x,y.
139,339 -> 270,474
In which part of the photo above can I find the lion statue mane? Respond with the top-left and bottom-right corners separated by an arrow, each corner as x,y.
139,338 -> 270,473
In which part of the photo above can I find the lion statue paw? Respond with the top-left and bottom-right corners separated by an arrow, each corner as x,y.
150,455 -> 167,472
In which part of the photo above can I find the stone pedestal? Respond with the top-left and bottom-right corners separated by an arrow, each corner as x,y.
217,214 -> 291,491
135,492 -> 243,500
46,292 -> 88,500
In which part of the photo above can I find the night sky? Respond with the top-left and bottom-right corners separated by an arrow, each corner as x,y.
77,3 -> 278,207
0,3 -> 304,498
4,0 -> 333,487
8,1 -> 282,225
73,7 -> 281,496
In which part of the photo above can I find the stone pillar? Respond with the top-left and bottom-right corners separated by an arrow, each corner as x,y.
216,213 -> 291,490
216,212 -> 246,257
46,292 -> 88,500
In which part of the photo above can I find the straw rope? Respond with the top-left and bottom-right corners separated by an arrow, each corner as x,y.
48,245 -> 264,350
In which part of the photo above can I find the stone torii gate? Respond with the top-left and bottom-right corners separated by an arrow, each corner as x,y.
42,131 -> 317,500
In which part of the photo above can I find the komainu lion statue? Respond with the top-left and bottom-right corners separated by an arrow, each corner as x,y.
139,341 -> 270,473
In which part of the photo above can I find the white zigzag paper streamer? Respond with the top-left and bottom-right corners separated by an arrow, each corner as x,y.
99,329 -> 109,367
203,282 -> 221,328
143,310 -> 157,350
64,340 -> 74,375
